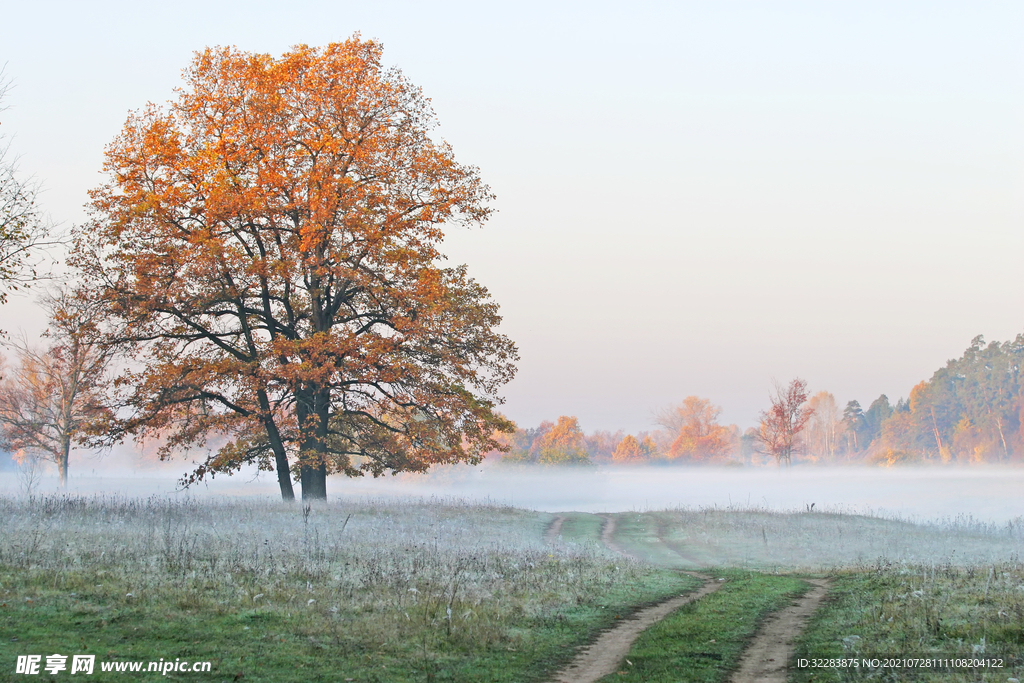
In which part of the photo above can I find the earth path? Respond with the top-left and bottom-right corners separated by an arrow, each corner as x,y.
598,514 -> 635,559
544,515 -> 565,543
548,515 -> 722,683
728,578 -> 831,683
637,513 -> 831,683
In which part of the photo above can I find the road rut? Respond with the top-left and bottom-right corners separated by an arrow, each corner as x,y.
729,578 -> 830,683
548,515 -> 722,683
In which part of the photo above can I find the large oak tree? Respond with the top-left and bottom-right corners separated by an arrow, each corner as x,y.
73,38 -> 517,500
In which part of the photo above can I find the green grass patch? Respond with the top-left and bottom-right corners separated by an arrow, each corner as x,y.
0,564 -> 696,682
598,570 -> 810,683
608,513 -> 696,568
792,562 -> 1024,682
552,512 -> 605,544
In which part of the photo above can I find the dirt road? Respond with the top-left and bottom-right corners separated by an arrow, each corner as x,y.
548,515 -> 722,683
548,513 -> 830,682
729,578 -> 830,683
545,515 -> 565,543
549,578 -> 723,683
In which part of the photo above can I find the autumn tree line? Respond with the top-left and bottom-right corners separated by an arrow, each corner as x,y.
495,334 -> 1024,468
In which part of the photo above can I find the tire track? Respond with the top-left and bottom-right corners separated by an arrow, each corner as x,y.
640,512 -> 831,683
729,578 -> 830,683
654,514 -> 705,569
545,514 -> 565,543
599,514 -> 637,559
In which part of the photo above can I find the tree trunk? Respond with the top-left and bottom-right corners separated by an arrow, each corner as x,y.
301,463 -> 328,500
987,407 -> 1010,462
295,387 -> 329,501
59,434 -> 70,488
257,389 -> 295,501
995,415 -> 1009,462
930,408 -> 949,462
298,416 -> 329,500
273,445 -> 296,501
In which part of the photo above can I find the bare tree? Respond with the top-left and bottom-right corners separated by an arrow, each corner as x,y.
0,288 -> 113,486
13,448 -> 43,498
755,378 -> 814,466
0,71 -> 57,309
805,391 -> 841,461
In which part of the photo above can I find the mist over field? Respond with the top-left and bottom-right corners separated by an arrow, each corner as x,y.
4,463 -> 1023,524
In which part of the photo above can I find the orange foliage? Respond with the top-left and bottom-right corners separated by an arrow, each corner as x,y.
72,38 -> 517,500
612,434 -> 656,463
657,396 -> 733,462
536,416 -> 591,466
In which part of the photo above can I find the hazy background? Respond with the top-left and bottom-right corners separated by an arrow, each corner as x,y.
2,1 -> 1022,433
4,464 -> 1023,524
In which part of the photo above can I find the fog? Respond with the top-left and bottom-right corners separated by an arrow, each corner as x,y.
3,464 -> 1023,525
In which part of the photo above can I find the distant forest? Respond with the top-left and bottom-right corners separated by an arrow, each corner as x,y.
496,333 -> 1024,467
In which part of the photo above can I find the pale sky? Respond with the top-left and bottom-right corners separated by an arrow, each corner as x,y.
2,1 -> 1022,433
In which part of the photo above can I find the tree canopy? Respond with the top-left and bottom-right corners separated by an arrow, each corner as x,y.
755,378 -> 813,466
656,396 -> 733,462
535,416 -> 591,466
611,433 -> 655,463
868,334 -> 1024,463
72,38 -> 517,500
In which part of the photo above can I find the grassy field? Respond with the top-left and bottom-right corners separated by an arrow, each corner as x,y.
0,495 -> 696,682
608,508 -> 1024,569
792,561 -> 1024,682
3,495 -> 1024,681
608,509 -> 1024,681
549,512 -> 606,545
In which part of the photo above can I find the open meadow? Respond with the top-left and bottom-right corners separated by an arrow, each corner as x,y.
2,489 -> 1024,681
0,494 -> 693,682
